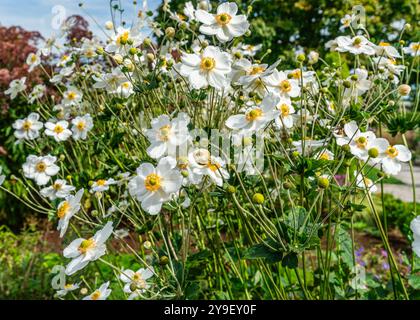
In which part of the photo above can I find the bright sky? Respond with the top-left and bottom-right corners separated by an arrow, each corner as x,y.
0,0 -> 161,38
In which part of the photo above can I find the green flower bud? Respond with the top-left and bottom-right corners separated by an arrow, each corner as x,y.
143,38 -> 152,47
318,177 -> 330,189
130,283 -> 138,292
129,47 -> 138,55
296,54 -> 305,62
341,144 -> 351,153
159,255 -> 169,265
343,80 -> 352,88
283,182 -> 293,190
226,185 -> 236,194
252,193 -> 265,204
165,27 -> 175,38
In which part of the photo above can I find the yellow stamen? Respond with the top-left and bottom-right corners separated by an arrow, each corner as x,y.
279,80 -> 292,93
145,173 -> 161,192
200,57 -> 216,71
35,162 -> 46,173
78,238 -> 96,254
246,108 -> 263,122
386,146 -> 399,159
215,13 -> 232,26
57,201 -> 70,219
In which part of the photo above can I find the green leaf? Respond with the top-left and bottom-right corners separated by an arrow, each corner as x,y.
244,242 -> 283,263
282,252 -> 298,269
408,274 -> 420,290
337,225 -> 355,268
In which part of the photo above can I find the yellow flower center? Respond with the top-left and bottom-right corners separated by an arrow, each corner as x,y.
64,284 -> 73,290
177,157 -> 189,170
78,238 -> 96,254
386,146 -> 399,158
145,173 -> 161,192
35,162 -> 47,173
279,103 -> 290,117
96,179 -> 107,187
57,201 -> 70,219
319,152 -> 330,160
30,54 -> 38,63
53,182 -> 62,190
54,125 -> 64,134
379,41 -> 390,47
76,121 -> 86,131
249,66 -> 265,75
22,120 -> 32,131
122,82 -> 130,89
215,13 -> 232,26
290,70 -> 301,79
279,80 -> 292,93
207,161 -> 221,172
117,31 -> 130,45
67,92 -> 76,100
412,43 -> 420,51
200,57 -> 216,71
91,290 -> 101,300
159,124 -> 171,141
246,108 -> 263,122
356,136 -> 367,149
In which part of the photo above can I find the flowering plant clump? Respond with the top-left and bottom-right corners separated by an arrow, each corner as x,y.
0,1 -> 419,300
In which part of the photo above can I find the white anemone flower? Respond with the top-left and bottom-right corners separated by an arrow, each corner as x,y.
63,221 -> 114,275
5,77 -> 27,99
90,178 -> 117,193
188,149 -> 230,186
315,149 -> 335,161
56,189 -> 84,238
128,157 -> 183,215
410,216 -> 420,258
145,113 -> 191,159
335,121 -> 377,161
195,2 -> 249,43
375,41 -> 401,58
377,142 -> 412,175
403,42 -> 419,57
264,69 -> 301,98
335,36 -> 376,55
120,267 -> 154,300
28,84 -> 46,103
105,26 -> 143,54
225,94 -> 280,132
26,52 -> 41,72
344,68 -> 372,98
62,86 -> 82,106
179,45 -> 232,90
22,155 -> 60,186
40,179 -> 76,201
12,113 -> 43,140
83,282 -> 112,300
71,114 -> 94,140
45,120 -> 72,142
274,97 -> 295,129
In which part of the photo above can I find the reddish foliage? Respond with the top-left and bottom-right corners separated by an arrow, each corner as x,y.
65,15 -> 93,44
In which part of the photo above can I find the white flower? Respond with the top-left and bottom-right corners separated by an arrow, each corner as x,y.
145,113 -> 190,159
378,143 -> 412,175
62,86 -> 82,106
120,267 -> 154,300
5,77 -> 27,99
28,84 -> 46,103
71,114 -> 93,140
23,155 -> 60,186
117,81 -> 134,97
188,149 -> 229,186
403,42 -> 419,57
226,94 -> 280,132
344,68 -> 372,98
90,178 -> 117,193
264,69 -> 301,98
12,113 -> 43,140
274,97 -> 295,129
45,120 -> 72,142
335,36 -> 376,55
128,157 -> 183,215
26,52 -> 41,72
240,43 -> 262,57
56,283 -> 80,298
195,2 -> 249,43
83,282 -> 112,300
410,216 -> 420,258
292,139 -> 326,155
375,41 -> 401,58
105,27 -> 143,54
315,149 -> 334,161
340,14 -> 354,30
63,221 -> 113,275
179,46 -> 232,90
335,121 -> 377,161
184,1 -> 196,20
56,189 -> 84,238
93,68 -> 127,92
40,179 -> 76,201
355,171 -> 378,193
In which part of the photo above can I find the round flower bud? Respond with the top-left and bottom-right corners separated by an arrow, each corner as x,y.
404,23 -> 411,30
146,53 -> 155,61
113,54 -> 123,64
343,80 -> 352,88
377,171 -> 387,178
105,21 -> 114,30
80,288 -> 88,295
180,22 -> 188,30
398,84 -> 411,96
350,74 -> 358,81
226,185 -> 236,194
296,54 -> 306,62
368,148 -> 379,158
130,283 -> 138,292
318,177 -> 330,189
91,210 -> 98,217
388,100 -> 395,107
165,27 -> 175,38
234,52 -> 242,59
308,51 -> 319,64
341,144 -> 351,153
181,170 -> 189,178
283,182 -> 293,190
143,241 -> 152,249
129,47 -> 138,55
59,154 -> 66,161
252,193 -> 265,204
143,38 -> 152,47
159,255 -> 169,265
198,0 -> 209,10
